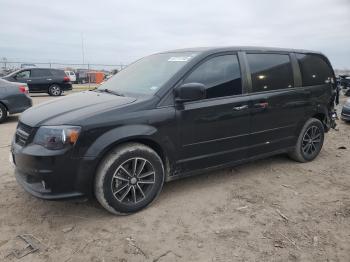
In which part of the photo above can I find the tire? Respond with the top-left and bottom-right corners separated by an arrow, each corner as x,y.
94,143 -> 165,215
48,84 -> 62,96
0,103 -> 8,123
288,118 -> 325,162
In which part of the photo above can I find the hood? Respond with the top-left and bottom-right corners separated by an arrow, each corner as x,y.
20,91 -> 136,127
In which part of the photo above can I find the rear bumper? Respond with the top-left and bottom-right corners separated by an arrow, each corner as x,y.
61,83 -> 72,91
11,141 -> 97,200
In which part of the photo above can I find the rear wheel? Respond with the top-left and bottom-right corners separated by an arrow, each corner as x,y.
0,103 -> 8,123
94,143 -> 165,215
48,84 -> 62,96
289,118 -> 324,162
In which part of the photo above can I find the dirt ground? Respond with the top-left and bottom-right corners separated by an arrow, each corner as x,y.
0,92 -> 349,262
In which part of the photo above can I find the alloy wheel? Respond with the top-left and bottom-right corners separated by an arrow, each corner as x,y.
302,125 -> 321,156
50,86 -> 61,96
111,157 -> 156,205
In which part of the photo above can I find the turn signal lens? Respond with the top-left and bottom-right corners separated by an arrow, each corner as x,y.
67,129 -> 80,144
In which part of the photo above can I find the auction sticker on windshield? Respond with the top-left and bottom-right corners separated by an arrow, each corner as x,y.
168,54 -> 197,62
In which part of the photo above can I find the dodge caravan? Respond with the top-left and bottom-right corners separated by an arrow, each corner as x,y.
11,47 -> 338,214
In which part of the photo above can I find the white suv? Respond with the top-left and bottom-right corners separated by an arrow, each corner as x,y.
65,71 -> 76,83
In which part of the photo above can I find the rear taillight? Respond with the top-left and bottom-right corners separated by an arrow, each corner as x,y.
19,85 -> 29,94
64,76 -> 70,82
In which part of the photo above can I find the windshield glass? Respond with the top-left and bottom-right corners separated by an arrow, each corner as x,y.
98,52 -> 198,96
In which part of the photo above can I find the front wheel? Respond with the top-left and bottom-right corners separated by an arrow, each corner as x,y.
288,118 -> 325,162
48,84 -> 62,96
94,143 -> 165,215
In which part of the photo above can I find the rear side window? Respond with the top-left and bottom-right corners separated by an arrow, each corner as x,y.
296,53 -> 333,86
247,53 -> 294,92
51,69 -> 66,77
31,69 -> 52,77
184,54 -> 242,99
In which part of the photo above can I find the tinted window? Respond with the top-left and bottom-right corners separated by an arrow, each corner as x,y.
296,54 -> 333,86
31,69 -> 52,77
51,69 -> 66,77
247,53 -> 294,92
184,55 -> 242,99
16,70 -> 31,79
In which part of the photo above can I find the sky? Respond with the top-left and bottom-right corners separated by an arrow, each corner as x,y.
0,0 -> 349,68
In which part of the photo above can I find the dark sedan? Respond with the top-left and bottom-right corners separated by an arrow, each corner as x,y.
3,68 -> 72,96
341,99 -> 350,122
0,79 -> 32,123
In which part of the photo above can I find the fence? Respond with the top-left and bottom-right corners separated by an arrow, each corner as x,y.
1,61 -> 127,72
0,61 -> 128,85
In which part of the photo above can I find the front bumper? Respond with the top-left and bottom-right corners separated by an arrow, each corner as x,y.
11,141 -> 97,200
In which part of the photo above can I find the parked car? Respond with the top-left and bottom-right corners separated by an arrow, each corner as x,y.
337,75 -> 350,96
341,99 -> 350,122
65,70 -> 76,83
0,68 -> 15,77
3,68 -> 72,96
0,79 -> 32,123
11,46 -> 338,214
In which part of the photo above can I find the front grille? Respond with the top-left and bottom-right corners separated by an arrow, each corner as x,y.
15,122 -> 33,146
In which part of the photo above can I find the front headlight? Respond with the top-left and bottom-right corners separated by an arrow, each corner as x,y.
33,126 -> 81,150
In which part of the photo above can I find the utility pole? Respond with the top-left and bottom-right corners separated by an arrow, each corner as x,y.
81,33 -> 85,67
2,57 -> 7,69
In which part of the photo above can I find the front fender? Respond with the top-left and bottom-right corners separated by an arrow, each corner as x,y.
84,124 -> 158,158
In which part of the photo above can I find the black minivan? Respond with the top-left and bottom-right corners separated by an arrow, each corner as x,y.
11,47 -> 338,214
4,68 -> 72,96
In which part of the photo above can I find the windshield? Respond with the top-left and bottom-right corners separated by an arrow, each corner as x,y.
98,52 -> 198,96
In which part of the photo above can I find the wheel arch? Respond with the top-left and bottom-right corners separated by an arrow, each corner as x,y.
97,137 -> 170,175
80,125 -> 175,195
312,110 -> 330,132
0,100 -> 9,111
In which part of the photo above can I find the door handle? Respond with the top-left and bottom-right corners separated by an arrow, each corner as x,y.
254,102 -> 269,109
233,105 -> 249,111
26,79 -> 31,82
47,79 -> 52,81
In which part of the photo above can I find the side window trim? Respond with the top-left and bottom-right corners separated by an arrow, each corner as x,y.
296,53 -> 334,87
244,51 -> 295,94
239,51 -> 252,94
290,53 -> 302,87
180,52 -> 244,102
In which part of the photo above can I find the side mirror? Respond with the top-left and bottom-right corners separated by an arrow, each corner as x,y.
175,83 -> 206,102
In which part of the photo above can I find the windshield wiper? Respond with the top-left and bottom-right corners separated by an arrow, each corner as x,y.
97,88 -> 124,97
